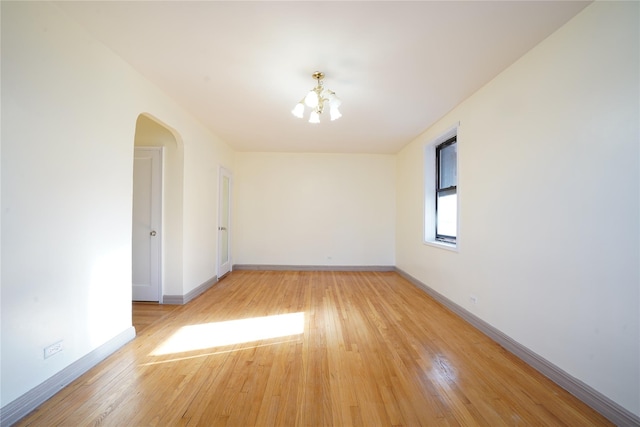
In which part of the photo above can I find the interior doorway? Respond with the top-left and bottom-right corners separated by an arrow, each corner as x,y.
217,167 -> 232,278
132,147 -> 162,301
132,113 -> 184,303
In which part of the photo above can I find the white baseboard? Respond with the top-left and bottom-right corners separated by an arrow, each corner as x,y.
163,275 -> 218,305
233,264 -> 395,272
0,327 -> 136,426
395,268 -> 640,427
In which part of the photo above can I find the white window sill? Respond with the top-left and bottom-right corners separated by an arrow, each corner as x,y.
424,240 -> 458,252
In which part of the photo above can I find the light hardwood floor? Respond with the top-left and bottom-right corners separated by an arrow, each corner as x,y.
17,271 -> 612,426
132,302 -> 179,335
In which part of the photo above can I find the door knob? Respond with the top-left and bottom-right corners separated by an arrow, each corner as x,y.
150,230 -> 157,236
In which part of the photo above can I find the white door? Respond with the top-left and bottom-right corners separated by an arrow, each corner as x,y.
132,147 -> 162,301
217,167 -> 232,278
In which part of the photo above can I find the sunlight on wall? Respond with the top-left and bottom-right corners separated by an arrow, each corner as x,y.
151,312 -> 305,356
88,246 -> 131,347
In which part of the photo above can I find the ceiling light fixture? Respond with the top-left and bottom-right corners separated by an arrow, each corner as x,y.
292,71 -> 342,123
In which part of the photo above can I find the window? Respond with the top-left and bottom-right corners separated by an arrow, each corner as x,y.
424,124 -> 458,250
435,137 -> 457,243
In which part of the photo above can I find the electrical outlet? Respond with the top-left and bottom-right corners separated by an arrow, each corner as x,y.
44,341 -> 63,359
469,295 -> 478,305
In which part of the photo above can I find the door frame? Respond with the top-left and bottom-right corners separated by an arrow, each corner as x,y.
217,166 -> 232,278
132,146 -> 163,302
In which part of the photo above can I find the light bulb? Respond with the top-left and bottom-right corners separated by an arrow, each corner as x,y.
330,106 -> 342,121
291,103 -> 304,118
304,90 -> 319,108
309,111 -> 320,123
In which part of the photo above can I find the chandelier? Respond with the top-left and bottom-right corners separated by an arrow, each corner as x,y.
291,71 -> 342,123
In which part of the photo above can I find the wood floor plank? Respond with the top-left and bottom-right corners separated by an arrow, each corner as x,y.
132,301 -> 178,335
15,271 -> 612,426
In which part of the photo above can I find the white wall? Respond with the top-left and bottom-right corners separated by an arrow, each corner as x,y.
396,1 -> 639,416
181,125 -> 234,291
1,1 -> 233,407
234,153 -> 395,267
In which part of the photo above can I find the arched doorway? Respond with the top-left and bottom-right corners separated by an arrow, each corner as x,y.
132,113 -> 184,302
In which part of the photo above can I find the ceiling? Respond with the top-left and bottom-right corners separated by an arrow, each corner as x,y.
56,1 -> 590,154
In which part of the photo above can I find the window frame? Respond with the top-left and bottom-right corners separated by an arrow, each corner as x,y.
435,136 -> 457,244
423,123 -> 459,251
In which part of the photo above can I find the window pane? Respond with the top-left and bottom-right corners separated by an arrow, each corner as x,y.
439,142 -> 457,189
437,193 -> 457,237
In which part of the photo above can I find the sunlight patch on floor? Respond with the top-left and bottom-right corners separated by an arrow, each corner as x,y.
142,338 -> 301,366
150,312 -> 305,356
